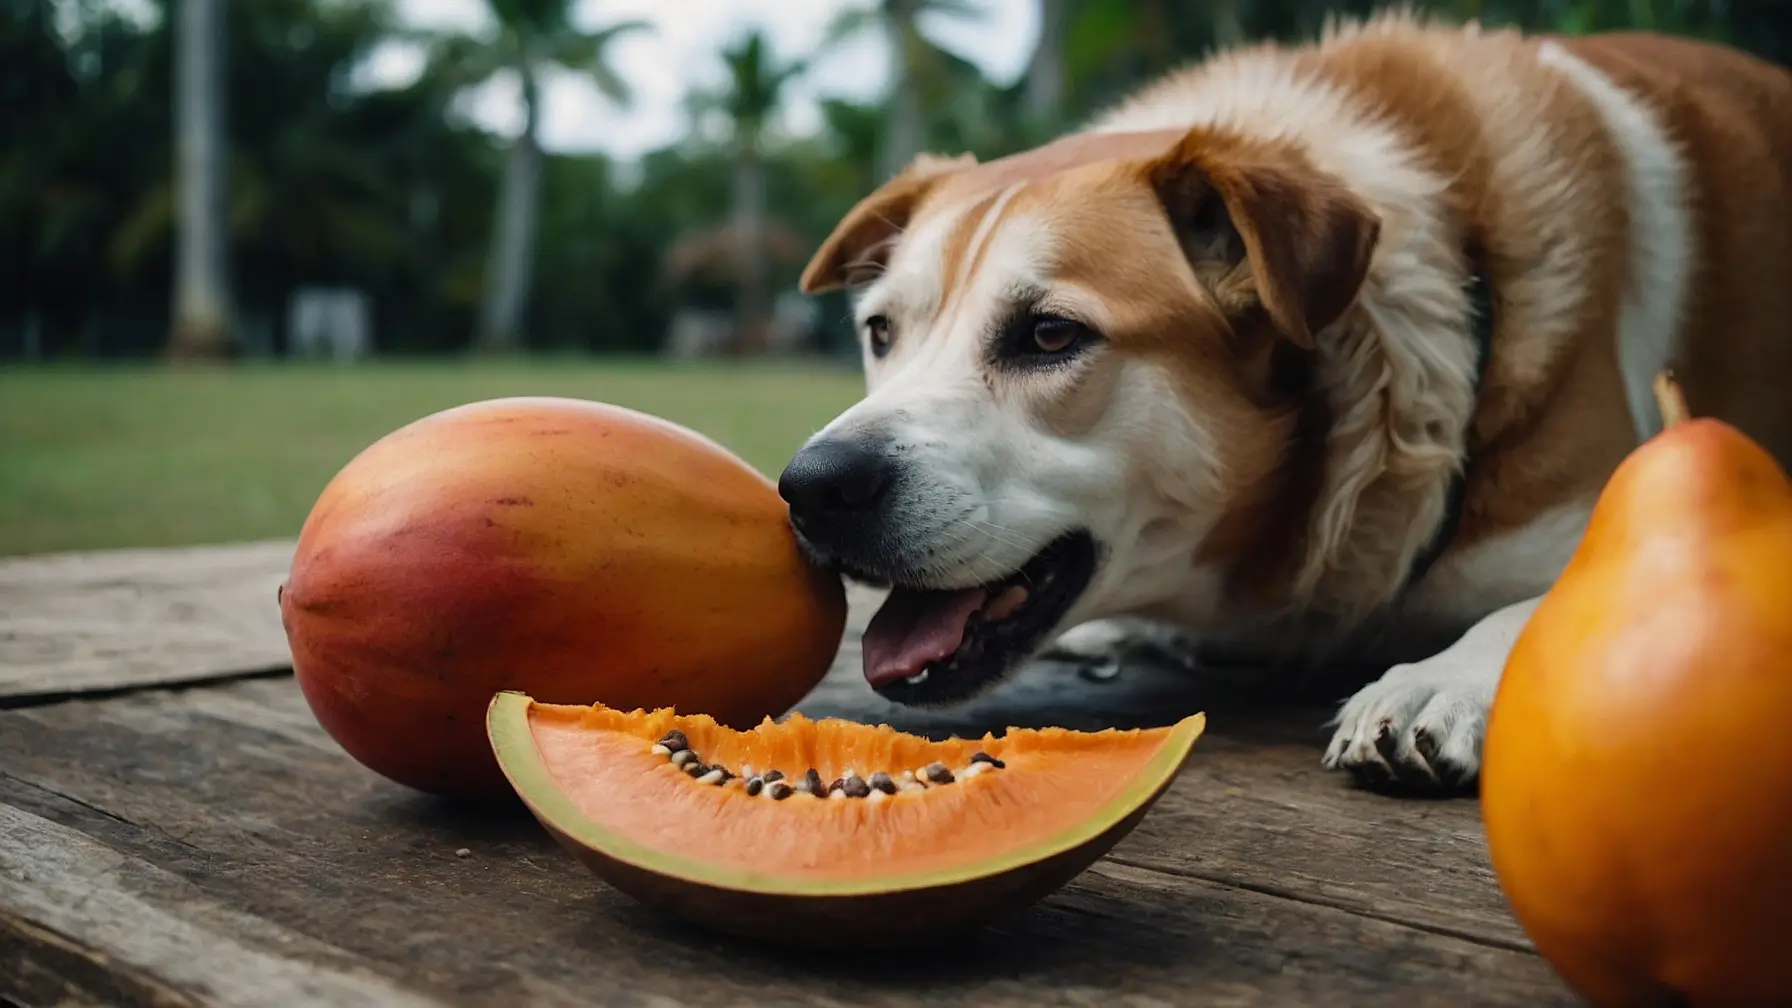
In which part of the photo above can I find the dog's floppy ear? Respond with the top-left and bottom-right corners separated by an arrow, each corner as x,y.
798,153 -> 977,295
1141,130 -> 1380,348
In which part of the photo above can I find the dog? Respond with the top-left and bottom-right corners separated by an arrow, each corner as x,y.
776,11 -> 1792,793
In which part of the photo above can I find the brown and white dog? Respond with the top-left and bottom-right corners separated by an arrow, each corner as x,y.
776,12 -> 1792,793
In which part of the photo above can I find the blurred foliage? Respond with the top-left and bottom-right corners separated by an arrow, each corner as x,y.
3,0 -> 1787,360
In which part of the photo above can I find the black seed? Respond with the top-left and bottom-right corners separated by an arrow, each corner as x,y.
658,730 -> 688,752
842,775 -> 871,799
971,752 -> 1006,769
670,749 -> 696,768
762,770 -> 784,783
869,772 -> 897,795
804,769 -> 823,795
924,762 -> 954,784
683,762 -> 707,778
768,780 -> 795,800
745,777 -> 764,797
827,777 -> 845,795
712,767 -> 733,783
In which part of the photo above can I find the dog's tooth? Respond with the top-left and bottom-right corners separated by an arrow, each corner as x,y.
906,670 -> 929,685
982,585 -> 1029,622
1078,657 -> 1123,683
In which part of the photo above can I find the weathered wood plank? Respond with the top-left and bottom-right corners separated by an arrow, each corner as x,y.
0,913 -> 201,1008
0,803 -> 448,1008
0,678 -> 1573,1005
0,541 -> 294,702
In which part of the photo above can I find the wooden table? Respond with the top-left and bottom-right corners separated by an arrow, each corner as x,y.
0,541 -> 1576,1007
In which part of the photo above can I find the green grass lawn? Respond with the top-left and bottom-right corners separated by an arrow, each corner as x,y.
0,358 -> 866,557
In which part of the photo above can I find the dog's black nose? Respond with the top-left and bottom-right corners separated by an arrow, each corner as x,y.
778,437 -> 894,527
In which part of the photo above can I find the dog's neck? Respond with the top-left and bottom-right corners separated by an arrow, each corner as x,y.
1204,235 -> 1495,650
1402,246 -> 1497,589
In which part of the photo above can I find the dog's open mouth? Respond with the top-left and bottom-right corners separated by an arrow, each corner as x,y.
861,530 -> 1096,706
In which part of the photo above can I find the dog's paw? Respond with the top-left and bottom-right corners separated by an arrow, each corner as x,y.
1041,618 -> 1200,680
1321,661 -> 1495,793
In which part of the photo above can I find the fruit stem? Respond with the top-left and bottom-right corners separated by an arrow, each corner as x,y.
1653,371 -> 1691,429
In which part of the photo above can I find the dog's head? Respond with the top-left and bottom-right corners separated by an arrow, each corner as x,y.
781,127 -> 1381,706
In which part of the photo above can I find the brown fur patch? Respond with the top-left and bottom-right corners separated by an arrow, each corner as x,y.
1562,32 -> 1792,465
799,153 -> 977,294
1141,129 -> 1382,347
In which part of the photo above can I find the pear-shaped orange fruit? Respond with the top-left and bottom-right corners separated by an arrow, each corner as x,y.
1482,373 -> 1792,1007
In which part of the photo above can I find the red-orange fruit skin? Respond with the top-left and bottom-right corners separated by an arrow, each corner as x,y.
279,397 -> 847,799
1481,416 -> 1792,1007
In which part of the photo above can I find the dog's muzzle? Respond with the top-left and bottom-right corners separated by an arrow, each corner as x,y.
777,434 -> 902,567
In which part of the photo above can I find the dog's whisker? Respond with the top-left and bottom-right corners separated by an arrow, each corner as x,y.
964,520 -> 1039,556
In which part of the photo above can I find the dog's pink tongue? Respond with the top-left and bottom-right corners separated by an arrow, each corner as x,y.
862,586 -> 987,687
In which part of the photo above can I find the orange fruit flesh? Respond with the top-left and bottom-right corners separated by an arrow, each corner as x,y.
526,703 -> 1183,883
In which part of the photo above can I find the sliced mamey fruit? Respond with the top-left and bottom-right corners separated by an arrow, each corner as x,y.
488,691 -> 1205,946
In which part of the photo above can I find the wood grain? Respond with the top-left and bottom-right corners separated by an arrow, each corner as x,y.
0,676 -> 1573,1006
0,541 -> 295,703
0,802 -> 447,1008
0,913 -> 200,1008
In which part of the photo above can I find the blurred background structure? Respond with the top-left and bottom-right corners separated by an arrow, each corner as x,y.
3,0 -> 1788,555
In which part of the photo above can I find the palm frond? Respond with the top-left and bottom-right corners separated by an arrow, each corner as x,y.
920,0 -> 987,21
710,29 -> 810,131
586,18 -> 653,47
488,0 -> 573,35
543,19 -> 652,104
421,33 -> 512,90
822,5 -> 883,47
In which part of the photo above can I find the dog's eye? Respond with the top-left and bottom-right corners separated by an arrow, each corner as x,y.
992,311 -> 1098,370
865,315 -> 893,358
1031,317 -> 1086,355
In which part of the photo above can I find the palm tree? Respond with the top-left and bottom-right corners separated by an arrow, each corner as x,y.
1023,0 -> 1067,130
431,0 -> 647,352
1212,0 -> 1244,49
168,0 -> 232,359
826,0 -> 984,182
817,97 -> 884,193
686,31 -> 807,354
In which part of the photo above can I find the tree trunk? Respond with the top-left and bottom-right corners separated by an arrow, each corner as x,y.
1211,0 -> 1243,50
880,2 -> 925,182
731,133 -> 770,355
1023,0 -> 1067,130
475,57 -> 544,353
168,0 -> 233,360
1134,0 -> 1173,76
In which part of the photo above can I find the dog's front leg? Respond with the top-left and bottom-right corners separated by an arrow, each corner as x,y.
1322,595 -> 1544,791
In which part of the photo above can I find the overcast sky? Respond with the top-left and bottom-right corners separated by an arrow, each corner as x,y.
363,0 -> 1040,159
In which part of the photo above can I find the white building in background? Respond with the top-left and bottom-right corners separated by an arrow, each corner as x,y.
287,287 -> 372,361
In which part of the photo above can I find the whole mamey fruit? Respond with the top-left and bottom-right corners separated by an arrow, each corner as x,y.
487,691 -> 1205,946
1481,374 -> 1792,1006
280,397 -> 847,799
